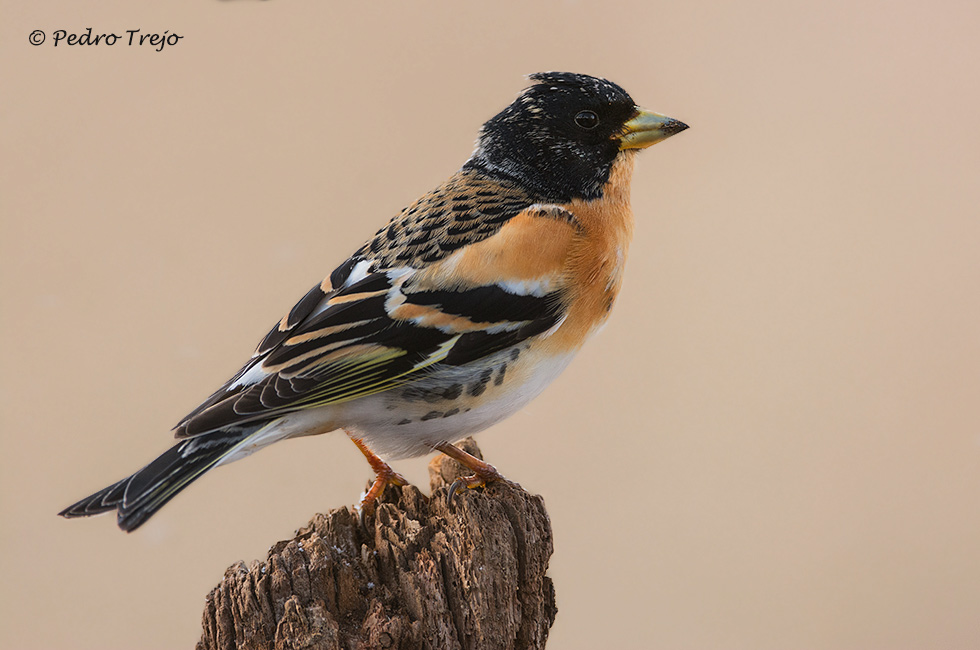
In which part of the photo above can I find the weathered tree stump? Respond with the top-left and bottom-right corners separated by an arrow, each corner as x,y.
197,439 -> 556,650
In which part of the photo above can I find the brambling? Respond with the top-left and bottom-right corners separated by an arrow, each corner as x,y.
60,72 -> 687,531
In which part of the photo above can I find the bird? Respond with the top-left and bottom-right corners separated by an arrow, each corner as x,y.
59,72 -> 688,532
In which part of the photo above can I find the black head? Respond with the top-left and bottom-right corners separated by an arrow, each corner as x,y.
467,72 -> 643,202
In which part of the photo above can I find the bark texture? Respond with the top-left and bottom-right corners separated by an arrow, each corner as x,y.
197,439 -> 556,650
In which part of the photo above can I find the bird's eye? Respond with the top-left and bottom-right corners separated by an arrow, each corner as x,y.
574,110 -> 599,130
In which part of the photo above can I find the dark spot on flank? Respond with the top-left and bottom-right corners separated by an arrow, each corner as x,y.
494,363 -> 507,386
397,418 -> 412,425
442,384 -> 463,400
510,348 -> 521,361
468,368 -> 494,396
401,386 -> 429,402
402,386 -> 447,403
421,411 -> 442,421
443,408 -> 460,418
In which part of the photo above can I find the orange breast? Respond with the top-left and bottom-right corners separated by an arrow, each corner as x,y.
542,153 -> 636,353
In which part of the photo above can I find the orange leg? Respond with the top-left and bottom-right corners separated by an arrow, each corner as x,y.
347,433 -> 407,514
433,441 -> 508,504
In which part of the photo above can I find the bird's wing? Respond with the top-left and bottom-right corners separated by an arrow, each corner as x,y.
175,177 -> 581,439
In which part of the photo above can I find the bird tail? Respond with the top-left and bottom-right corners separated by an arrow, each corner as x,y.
59,432 -> 246,532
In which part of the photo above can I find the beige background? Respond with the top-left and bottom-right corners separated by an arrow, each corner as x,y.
3,1 -> 979,648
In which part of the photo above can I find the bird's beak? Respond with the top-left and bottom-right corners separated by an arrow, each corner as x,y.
618,108 -> 689,150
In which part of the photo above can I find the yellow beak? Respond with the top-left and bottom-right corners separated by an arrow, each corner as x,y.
619,108 -> 689,150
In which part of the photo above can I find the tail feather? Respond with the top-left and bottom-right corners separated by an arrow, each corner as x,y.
59,432 -> 245,532
58,477 -> 129,518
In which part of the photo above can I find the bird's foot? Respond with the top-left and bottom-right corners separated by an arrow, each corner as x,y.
434,441 -> 512,509
357,466 -> 408,531
348,433 -> 408,530
448,469 -> 504,508
359,464 -> 408,509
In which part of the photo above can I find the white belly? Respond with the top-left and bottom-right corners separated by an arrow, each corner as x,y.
335,349 -> 575,460
210,346 -> 575,466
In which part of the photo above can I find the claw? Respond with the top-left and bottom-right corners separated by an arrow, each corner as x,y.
447,473 -> 494,510
358,501 -> 371,533
434,441 -> 506,509
448,478 -> 465,511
